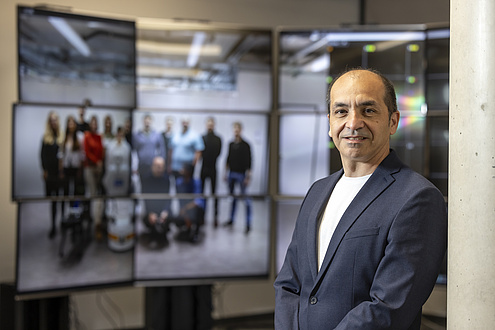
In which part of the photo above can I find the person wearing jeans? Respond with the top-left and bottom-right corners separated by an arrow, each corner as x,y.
223,122 -> 252,234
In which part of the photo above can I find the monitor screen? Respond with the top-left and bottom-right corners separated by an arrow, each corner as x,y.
131,110 -> 271,283
12,103 -> 133,201
136,23 -> 272,111
17,5 -> 136,107
16,199 -> 134,296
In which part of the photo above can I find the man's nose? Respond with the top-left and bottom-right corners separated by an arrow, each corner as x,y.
346,110 -> 364,130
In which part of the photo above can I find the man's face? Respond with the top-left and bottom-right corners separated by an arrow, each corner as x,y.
151,157 -> 165,177
328,70 -> 399,167
233,124 -> 241,138
143,116 -> 151,131
165,118 -> 174,131
206,119 -> 215,132
182,119 -> 190,132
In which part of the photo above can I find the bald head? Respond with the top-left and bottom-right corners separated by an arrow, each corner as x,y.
151,156 -> 166,177
327,68 -> 397,118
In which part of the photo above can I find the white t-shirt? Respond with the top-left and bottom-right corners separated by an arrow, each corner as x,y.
318,174 -> 371,271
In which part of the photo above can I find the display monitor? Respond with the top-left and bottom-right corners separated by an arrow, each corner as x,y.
16,199 -> 134,296
136,22 -> 272,111
131,110 -> 271,284
12,103 -> 133,201
17,5 -> 136,107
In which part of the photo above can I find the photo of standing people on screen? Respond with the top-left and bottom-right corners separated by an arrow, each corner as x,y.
223,122 -> 252,234
200,117 -> 222,227
40,111 -> 63,239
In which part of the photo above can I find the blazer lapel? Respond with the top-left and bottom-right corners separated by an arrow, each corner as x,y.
315,153 -> 401,284
306,170 -> 342,281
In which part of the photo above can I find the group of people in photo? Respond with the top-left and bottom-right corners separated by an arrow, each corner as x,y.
135,114 -> 253,246
40,102 -> 254,249
40,99 -> 132,248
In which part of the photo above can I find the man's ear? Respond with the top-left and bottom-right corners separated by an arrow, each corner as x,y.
389,111 -> 400,136
327,114 -> 332,138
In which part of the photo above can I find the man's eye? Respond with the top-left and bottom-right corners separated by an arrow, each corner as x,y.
364,108 -> 375,114
334,109 -> 347,115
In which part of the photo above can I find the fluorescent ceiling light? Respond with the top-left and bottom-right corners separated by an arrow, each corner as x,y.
136,40 -> 221,57
326,31 -> 426,42
138,65 -> 201,78
303,54 -> 329,72
187,32 -> 206,67
427,29 -> 450,39
48,17 -> 91,57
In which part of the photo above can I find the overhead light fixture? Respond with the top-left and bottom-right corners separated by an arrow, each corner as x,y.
427,29 -> 450,40
326,31 -> 425,42
137,65 -> 201,78
187,32 -> 206,67
48,16 -> 91,57
303,54 -> 329,72
136,40 -> 221,57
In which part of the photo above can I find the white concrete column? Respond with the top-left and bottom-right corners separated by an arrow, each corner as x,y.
448,0 -> 495,328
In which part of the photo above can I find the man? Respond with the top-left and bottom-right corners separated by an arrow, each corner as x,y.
200,117 -> 222,227
169,116 -> 204,184
76,98 -> 92,133
173,163 -> 206,243
133,114 -> 166,181
162,116 -> 175,170
274,68 -> 447,329
141,156 -> 171,246
223,122 -> 252,234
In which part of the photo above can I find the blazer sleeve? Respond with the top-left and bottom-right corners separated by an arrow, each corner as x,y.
335,185 -> 447,329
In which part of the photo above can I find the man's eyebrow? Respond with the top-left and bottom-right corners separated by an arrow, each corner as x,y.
359,100 -> 378,107
331,100 -> 378,108
331,102 -> 348,108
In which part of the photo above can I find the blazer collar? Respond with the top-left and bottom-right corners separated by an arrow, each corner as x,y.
306,170 -> 342,280
313,150 -> 403,283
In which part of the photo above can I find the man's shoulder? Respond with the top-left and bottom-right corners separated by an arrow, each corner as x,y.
394,166 -> 440,193
240,139 -> 251,148
378,155 -> 443,200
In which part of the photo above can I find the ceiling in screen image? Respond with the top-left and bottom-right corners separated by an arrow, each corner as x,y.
278,29 -> 449,77
18,7 -> 136,87
279,31 -> 332,76
136,24 -> 272,92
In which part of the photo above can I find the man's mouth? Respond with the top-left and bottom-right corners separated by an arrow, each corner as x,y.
345,137 -> 366,141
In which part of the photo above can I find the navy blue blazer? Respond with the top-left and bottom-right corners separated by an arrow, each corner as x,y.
274,150 -> 447,329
